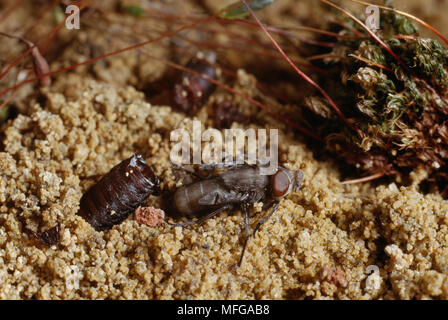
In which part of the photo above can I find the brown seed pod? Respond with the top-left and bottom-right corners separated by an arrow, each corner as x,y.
77,154 -> 160,231
30,224 -> 60,247
172,52 -> 217,114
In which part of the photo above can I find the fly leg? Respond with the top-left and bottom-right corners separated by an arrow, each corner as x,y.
166,205 -> 231,227
252,201 -> 280,236
250,199 -> 274,218
237,205 -> 251,267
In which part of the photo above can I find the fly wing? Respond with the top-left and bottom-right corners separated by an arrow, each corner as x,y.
195,162 -> 249,177
198,186 -> 250,206
172,162 -> 240,179
197,189 -> 226,206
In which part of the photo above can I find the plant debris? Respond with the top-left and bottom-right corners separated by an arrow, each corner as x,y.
30,224 -> 61,247
134,206 -> 165,227
302,3 -> 448,184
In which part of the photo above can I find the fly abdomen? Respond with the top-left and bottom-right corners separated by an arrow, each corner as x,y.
171,179 -> 225,217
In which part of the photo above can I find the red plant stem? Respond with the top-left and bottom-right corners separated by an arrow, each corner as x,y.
0,0 -> 88,82
319,0 -> 410,72
394,35 -> 417,40
196,57 -> 296,105
133,10 -> 284,53
226,19 -> 367,41
240,0 -> 359,134
97,11 -> 326,74
174,36 -> 327,74
0,31 -> 51,86
145,7 -> 337,48
323,0 -> 448,107
0,83 -> 21,111
220,19 -> 337,48
306,53 -> 339,61
85,16 -> 300,108
340,172 -> 385,184
282,25 -> 366,40
217,65 -> 296,105
23,0 -> 60,37
0,0 -> 23,26
0,1 -> 255,98
348,54 -> 393,72
40,0 -> 95,55
138,50 -> 324,142
103,16 -> 302,64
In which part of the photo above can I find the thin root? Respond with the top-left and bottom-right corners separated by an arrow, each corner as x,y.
340,172 -> 385,185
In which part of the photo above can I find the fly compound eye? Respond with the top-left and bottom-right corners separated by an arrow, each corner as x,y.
272,170 -> 290,198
